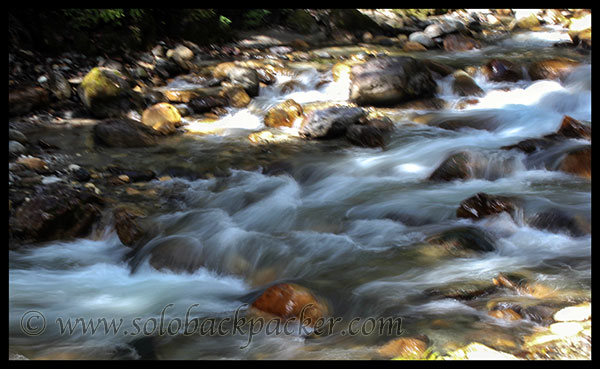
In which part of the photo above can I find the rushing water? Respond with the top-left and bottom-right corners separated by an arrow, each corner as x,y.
9,28 -> 591,359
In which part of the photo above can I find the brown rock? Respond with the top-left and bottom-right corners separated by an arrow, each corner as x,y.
558,146 -> 591,179
113,207 -> 145,247
15,157 -> 48,172
93,118 -> 161,148
403,41 -> 427,52
141,102 -> 181,135
9,86 -> 49,116
482,59 -> 524,82
251,283 -> 328,327
377,337 -> 428,359
264,99 -> 303,128
443,33 -> 481,52
527,59 -> 580,81
456,192 -> 516,220
552,116 -> 591,140
452,71 -> 484,97
220,86 -> 251,108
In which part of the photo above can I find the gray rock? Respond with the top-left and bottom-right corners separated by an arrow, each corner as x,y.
408,31 -> 435,48
9,129 -> 27,145
299,106 -> 366,139
9,140 -> 26,156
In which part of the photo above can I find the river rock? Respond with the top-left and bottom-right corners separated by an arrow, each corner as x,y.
442,33 -> 481,52
345,124 -> 386,148
9,86 -> 49,116
551,115 -> 591,141
10,183 -> 104,244
408,31 -> 435,48
422,59 -> 454,77
452,71 -> 484,97
527,59 -> 580,81
15,156 -> 49,173
349,56 -> 437,107
482,59 -> 524,82
425,280 -> 497,300
264,99 -> 304,128
500,137 -> 558,153
113,207 -> 146,247
251,283 -> 328,327
188,95 -> 227,114
456,192 -> 517,220
213,64 -> 259,97
220,86 -> 251,108
425,226 -> 497,256
402,41 -> 427,52
429,151 -> 487,182
9,141 -> 27,157
78,67 -> 139,118
527,208 -> 590,237
93,118 -> 162,148
146,237 -> 204,273
141,102 -> 181,135
377,337 -> 428,359
9,129 -> 28,145
557,145 -> 591,179
299,106 -> 367,139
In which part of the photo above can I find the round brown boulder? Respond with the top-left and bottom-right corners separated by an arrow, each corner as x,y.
251,283 -> 329,327
558,146 -> 591,179
482,59 -> 524,82
452,71 -> 484,97
377,337 -> 428,359
141,102 -> 181,135
264,99 -> 303,128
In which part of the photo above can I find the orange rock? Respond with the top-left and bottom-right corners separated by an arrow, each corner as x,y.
251,283 -> 328,327
488,309 -> 522,321
403,41 -> 427,52
377,337 -> 428,358
558,147 -> 591,179
141,102 -> 181,134
16,157 -> 48,172
264,99 -> 303,128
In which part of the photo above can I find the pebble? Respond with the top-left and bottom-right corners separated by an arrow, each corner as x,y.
41,176 -> 62,184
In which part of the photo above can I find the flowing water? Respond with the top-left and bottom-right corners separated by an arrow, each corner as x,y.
9,28 -> 591,359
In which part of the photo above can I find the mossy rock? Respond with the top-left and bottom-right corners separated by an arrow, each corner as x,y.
287,10 -> 320,34
330,9 -> 381,33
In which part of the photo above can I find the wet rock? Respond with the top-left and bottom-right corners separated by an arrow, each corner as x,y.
15,156 -> 49,173
264,99 -> 304,128
9,86 -> 49,116
220,86 -> 251,108
145,237 -> 204,273
527,59 -> 580,81
425,226 -> 497,255
442,33 -> 481,52
402,41 -> 427,52
141,102 -> 181,135
482,59 -> 524,83
187,95 -> 226,114
377,337 -> 428,359
349,56 -> 437,107
500,138 -> 558,154
279,80 -> 303,94
214,64 -> 259,97
113,207 -> 146,247
299,106 -> 366,139
10,183 -> 104,244
47,70 -> 72,100
70,166 -> 91,182
515,12 -> 541,30
422,59 -> 454,77
251,283 -> 329,327
428,151 -> 487,182
331,61 -> 357,82
527,208 -> 590,237
456,192 -> 517,221
425,280 -> 497,301
78,67 -> 138,118
345,124 -> 386,148
557,145 -> 591,179
408,31 -> 435,48
452,71 -> 484,97
154,57 -> 181,79
93,118 -> 161,148
550,115 -> 591,141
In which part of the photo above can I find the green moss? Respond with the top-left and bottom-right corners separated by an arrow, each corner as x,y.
80,68 -> 124,106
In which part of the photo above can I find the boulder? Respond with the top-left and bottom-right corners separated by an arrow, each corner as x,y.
527,208 -> 590,237
402,41 -> 427,52
452,71 -> 484,97
220,86 -> 251,108
113,207 -> 146,247
188,95 -> 226,114
146,237 -> 204,273
425,226 -> 497,256
349,56 -> 437,107
551,116 -> 591,141
78,67 -> 139,118
557,145 -> 591,179
141,102 -> 181,135
213,64 -> 259,97
9,183 -> 104,244
408,31 -> 435,48
9,141 -> 27,157
345,124 -> 386,148
527,59 -> 580,81
456,192 -> 517,220
264,99 -> 304,128
443,33 -> 481,52
299,106 -> 366,139
428,151 -> 487,181
482,59 -> 524,82
422,59 -> 454,77
251,283 -> 329,327
500,137 -> 558,153
93,118 -> 162,148
47,71 -> 72,100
